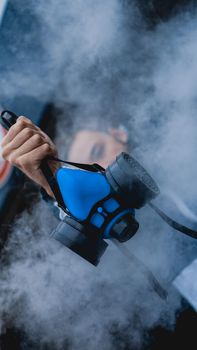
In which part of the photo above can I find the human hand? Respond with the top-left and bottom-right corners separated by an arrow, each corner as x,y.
1,116 -> 60,197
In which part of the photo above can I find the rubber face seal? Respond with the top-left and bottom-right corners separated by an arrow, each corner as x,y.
105,152 -> 160,209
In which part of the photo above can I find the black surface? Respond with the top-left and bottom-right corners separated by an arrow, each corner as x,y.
137,0 -> 196,26
147,301 -> 197,350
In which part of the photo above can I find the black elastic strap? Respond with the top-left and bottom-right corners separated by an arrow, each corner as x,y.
1,110 -> 196,239
112,239 -> 168,300
149,202 -> 197,239
40,161 -> 66,210
47,155 -> 105,173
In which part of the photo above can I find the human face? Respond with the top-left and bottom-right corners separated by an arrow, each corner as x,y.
67,128 -> 128,168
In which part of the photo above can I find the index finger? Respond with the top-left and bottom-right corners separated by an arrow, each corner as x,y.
1,116 -> 39,146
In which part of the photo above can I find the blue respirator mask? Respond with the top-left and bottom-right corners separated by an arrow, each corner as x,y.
49,152 -> 158,265
1,110 -> 197,300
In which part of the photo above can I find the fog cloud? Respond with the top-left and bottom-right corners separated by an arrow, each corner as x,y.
0,1 -> 197,349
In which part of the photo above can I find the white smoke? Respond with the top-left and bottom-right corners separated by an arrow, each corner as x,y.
0,1 -> 197,349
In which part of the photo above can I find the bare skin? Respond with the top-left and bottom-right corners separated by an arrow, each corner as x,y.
1,116 -> 128,198
68,128 -> 128,168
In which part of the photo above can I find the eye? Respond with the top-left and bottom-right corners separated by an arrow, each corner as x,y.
90,143 -> 105,161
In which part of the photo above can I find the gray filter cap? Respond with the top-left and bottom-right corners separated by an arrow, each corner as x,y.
105,152 -> 160,209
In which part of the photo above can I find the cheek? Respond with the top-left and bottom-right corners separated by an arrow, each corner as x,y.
100,142 -> 126,168
109,141 -> 126,157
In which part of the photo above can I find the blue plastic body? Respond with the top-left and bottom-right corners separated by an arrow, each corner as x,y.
56,167 -> 134,239
56,168 -> 111,220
